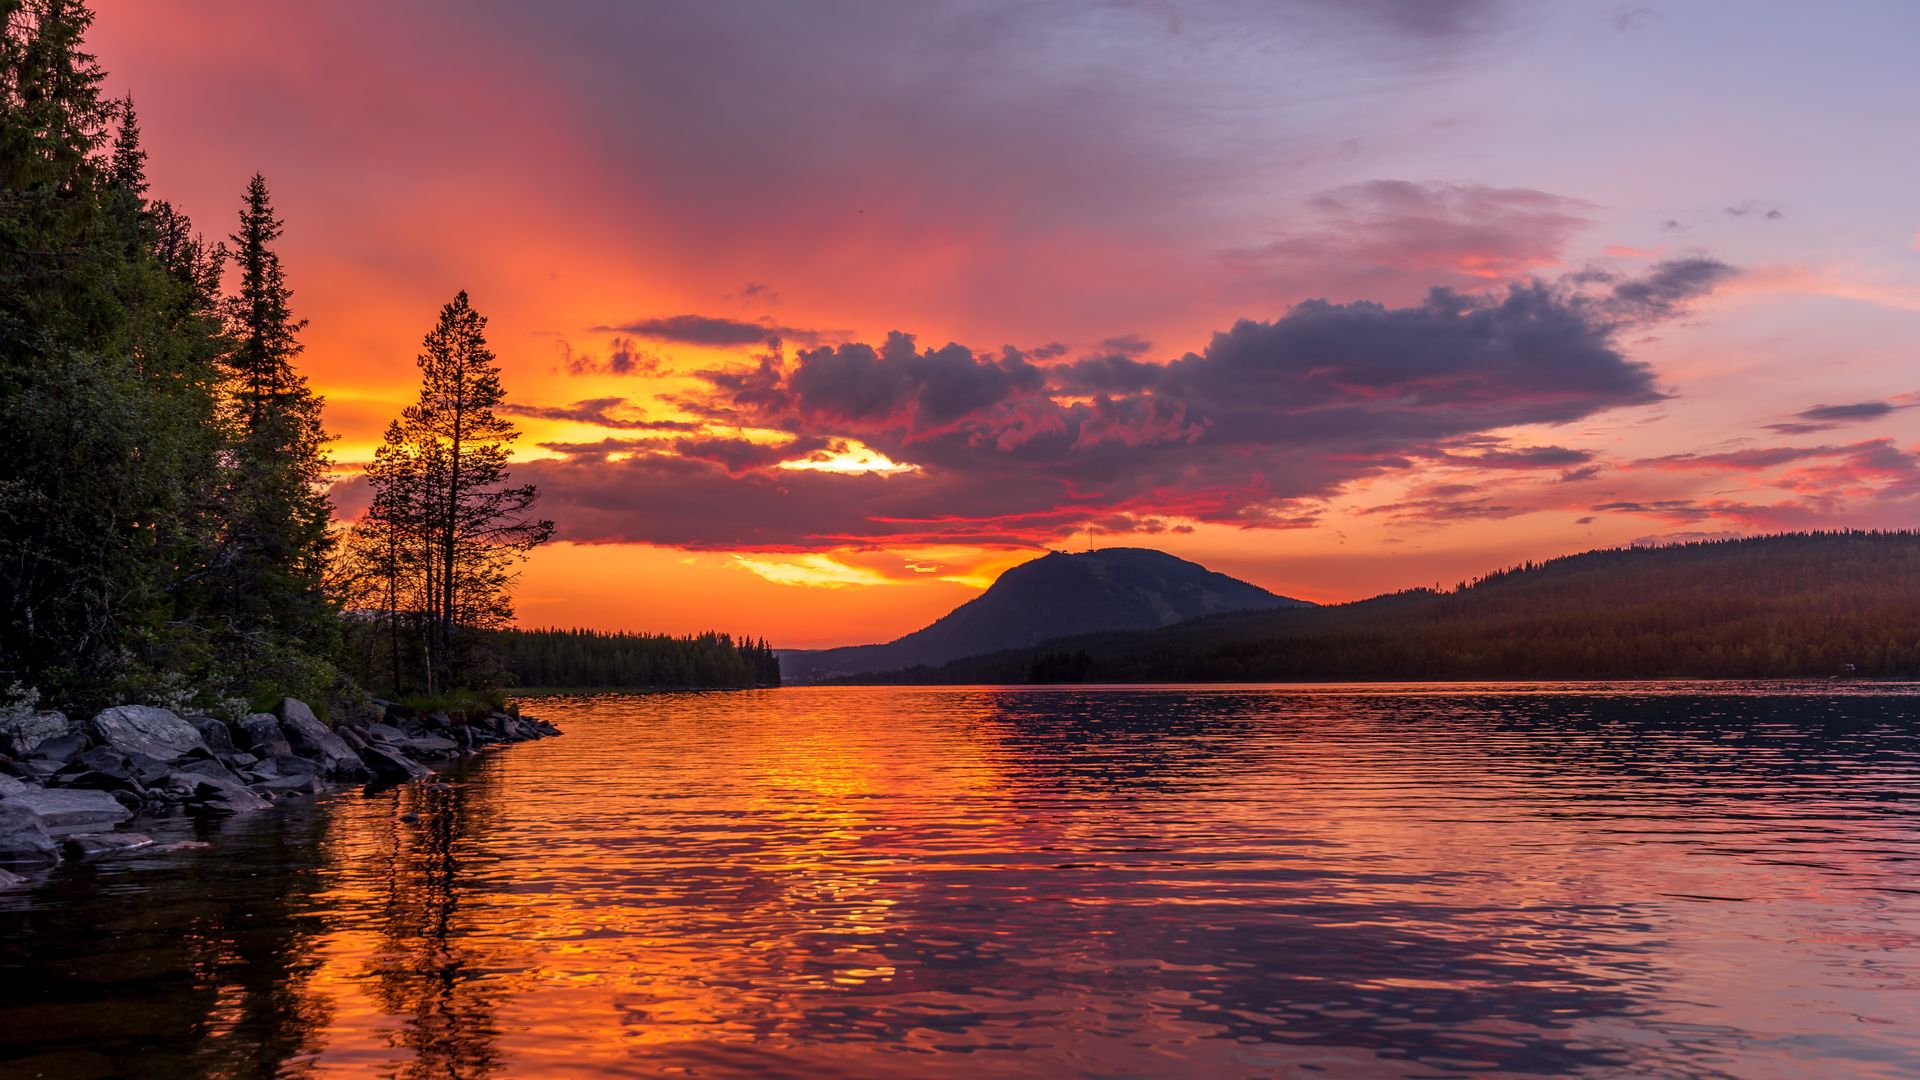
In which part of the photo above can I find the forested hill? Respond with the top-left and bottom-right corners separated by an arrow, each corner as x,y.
781,547 -> 1306,683
847,532 -> 1920,684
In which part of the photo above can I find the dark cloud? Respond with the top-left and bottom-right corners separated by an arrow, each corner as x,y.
512,262 -> 1726,550
561,336 -> 665,377
1797,401 -> 1897,422
1724,200 -> 1785,221
600,314 -> 821,349
1596,257 -> 1736,324
1098,333 -> 1154,356
498,397 -> 703,431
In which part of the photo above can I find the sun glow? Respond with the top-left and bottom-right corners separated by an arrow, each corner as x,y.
777,441 -> 918,476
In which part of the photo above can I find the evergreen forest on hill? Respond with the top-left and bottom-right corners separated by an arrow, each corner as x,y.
848,532 -> 1920,684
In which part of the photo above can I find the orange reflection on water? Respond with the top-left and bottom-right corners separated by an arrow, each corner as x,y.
6,684 -> 1920,1078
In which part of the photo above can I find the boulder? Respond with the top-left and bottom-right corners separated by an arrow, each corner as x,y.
272,754 -> 323,777
28,732 -> 87,765
62,832 -> 154,858
397,734 -> 459,758
359,744 -> 431,784
368,722 -> 408,743
0,786 -> 131,836
238,713 -> 292,758
189,717 -> 235,754
251,774 -> 320,798
275,698 -> 369,781
88,706 -> 208,762
0,709 -> 70,757
0,867 -> 23,889
0,801 -> 57,864
50,748 -> 141,792
176,771 -> 271,814
336,725 -> 369,751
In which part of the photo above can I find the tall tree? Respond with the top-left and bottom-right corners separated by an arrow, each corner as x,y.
213,174 -> 335,685
347,292 -> 551,694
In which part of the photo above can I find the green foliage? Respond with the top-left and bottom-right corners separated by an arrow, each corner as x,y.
867,532 -> 1920,684
486,627 -> 780,690
0,1 -> 338,713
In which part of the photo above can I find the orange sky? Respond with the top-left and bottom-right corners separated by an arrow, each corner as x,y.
87,1 -> 1920,647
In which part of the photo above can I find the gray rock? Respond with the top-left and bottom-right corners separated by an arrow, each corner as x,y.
189,717 -> 235,754
275,698 -> 369,781
0,786 -> 131,836
250,774 -> 320,797
368,722 -> 408,743
0,774 -> 29,797
272,754 -> 323,777
62,832 -> 154,858
225,751 -> 258,769
336,725 -> 368,751
50,748 -> 140,792
0,801 -> 58,864
0,710 -> 70,757
238,713 -> 292,758
88,706 -> 208,762
11,758 -> 62,782
170,770 -> 271,813
398,735 -> 459,758
359,744 -> 431,784
0,866 -> 24,888
28,732 -> 86,764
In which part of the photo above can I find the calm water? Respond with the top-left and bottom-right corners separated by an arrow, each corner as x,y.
5,684 -> 1920,1078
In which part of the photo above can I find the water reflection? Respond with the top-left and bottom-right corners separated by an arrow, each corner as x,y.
4,684 -> 1920,1077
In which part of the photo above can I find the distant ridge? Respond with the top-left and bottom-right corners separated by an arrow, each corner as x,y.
848,531 -> 1920,684
779,548 -> 1308,683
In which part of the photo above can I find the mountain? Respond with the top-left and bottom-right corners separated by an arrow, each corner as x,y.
779,547 -> 1309,683
850,531 -> 1920,684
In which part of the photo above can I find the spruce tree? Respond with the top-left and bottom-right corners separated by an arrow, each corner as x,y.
214,174 -> 336,695
400,291 -> 552,691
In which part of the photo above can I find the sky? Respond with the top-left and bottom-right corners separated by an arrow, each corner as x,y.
88,0 -> 1920,647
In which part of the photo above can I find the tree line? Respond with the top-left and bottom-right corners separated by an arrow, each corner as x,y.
1,1 -> 769,713
483,628 -> 780,691
854,531 -> 1920,685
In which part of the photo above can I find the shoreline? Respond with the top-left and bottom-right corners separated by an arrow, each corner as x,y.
0,698 -> 560,889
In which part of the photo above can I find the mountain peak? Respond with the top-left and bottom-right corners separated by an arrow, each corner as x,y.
780,547 -> 1308,683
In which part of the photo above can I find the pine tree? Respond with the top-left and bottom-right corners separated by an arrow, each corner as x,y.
212,174 -> 336,692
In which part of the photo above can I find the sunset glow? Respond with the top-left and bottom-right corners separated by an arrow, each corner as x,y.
84,0 -> 1920,646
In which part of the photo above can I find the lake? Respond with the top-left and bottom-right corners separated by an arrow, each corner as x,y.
4,683 -> 1920,1078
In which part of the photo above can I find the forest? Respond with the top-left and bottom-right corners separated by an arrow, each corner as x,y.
852,532 -> 1920,684
0,2 -> 768,715
484,629 -> 780,691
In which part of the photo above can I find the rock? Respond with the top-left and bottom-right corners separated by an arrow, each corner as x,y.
0,774 -> 29,797
189,717 -> 235,754
336,725 -> 369,751
225,751 -> 258,769
112,790 -> 143,813
0,709 -> 70,757
50,748 -> 140,792
238,713 -> 292,758
272,754 -> 323,777
0,786 -> 132,836
397,734 -> 459,758
359,744 -> 431,784
0,801 -> 58,864
275,698 -> 369,781
368,722 -> 408,743
251,774 -> 320,797
174,757 -> 242,782
88,706 -> 208,762
61,832 -> 154,858
170,770 -> 271,813
29,732 -> 87,764
11,758 -> 63,782
0,866 -> 24,888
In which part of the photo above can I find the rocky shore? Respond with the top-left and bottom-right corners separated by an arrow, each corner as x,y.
0,698 -> 559,887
